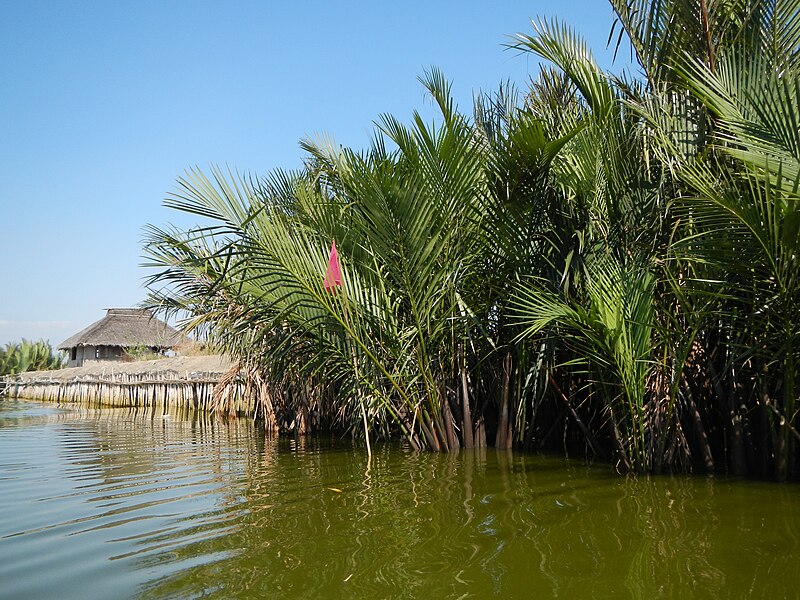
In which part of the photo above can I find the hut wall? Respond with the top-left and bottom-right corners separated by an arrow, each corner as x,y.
66,345 -> 126,367
66,345 -> 91,368
97,345 -> 124,361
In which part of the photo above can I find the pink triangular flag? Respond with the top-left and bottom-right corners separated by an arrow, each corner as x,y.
323,240 -> 342,293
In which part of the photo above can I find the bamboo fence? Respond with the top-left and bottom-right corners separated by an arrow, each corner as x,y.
0,370 -> 256,416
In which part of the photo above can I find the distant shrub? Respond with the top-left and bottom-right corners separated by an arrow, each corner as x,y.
122,345 -> 161,362
0,339 -> 64,375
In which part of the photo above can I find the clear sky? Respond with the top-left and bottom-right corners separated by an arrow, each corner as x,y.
0,0 -> 633,347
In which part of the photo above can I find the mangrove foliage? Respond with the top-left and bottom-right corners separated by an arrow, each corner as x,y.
145,0 -> 800,479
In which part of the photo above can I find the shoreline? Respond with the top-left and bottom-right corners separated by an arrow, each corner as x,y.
0,355 -> 246,413
5,354 -> 234,383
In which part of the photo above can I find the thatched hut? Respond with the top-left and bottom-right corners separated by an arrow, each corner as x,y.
58,308 -> 183,367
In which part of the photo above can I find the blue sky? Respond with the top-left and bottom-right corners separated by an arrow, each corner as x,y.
0,1 -> 633,347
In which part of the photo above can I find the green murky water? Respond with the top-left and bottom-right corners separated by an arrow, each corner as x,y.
0,399 -> 798,599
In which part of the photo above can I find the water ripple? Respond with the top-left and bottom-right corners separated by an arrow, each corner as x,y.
2,400 -> 800,599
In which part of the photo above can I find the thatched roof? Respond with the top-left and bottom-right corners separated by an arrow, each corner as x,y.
58,308 -> 183,350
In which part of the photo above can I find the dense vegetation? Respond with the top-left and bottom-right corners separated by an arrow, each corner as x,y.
145,0 -> 800,479
0,339 -> 63,375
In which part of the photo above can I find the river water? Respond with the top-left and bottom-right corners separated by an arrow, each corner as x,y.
0,399 -> 798,599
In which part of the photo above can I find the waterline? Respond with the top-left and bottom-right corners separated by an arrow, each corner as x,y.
1,400 -> 798,599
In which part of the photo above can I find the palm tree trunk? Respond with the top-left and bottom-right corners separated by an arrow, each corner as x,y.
778,328 -> 796,480
706,349 -> 746,475
475,415 -> 487,448
683,375 -> 714,472
417,410 -> 440,451
444,397 -> 460,451
548,373 -> 605,459
495,352 -> 512,449
606,404 -> 631,472
460,363 -> 474,448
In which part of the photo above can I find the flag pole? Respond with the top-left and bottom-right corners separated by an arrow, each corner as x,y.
325,239 -> 371,459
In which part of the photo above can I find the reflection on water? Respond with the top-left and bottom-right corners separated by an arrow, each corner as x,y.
0,399 -> 798,599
